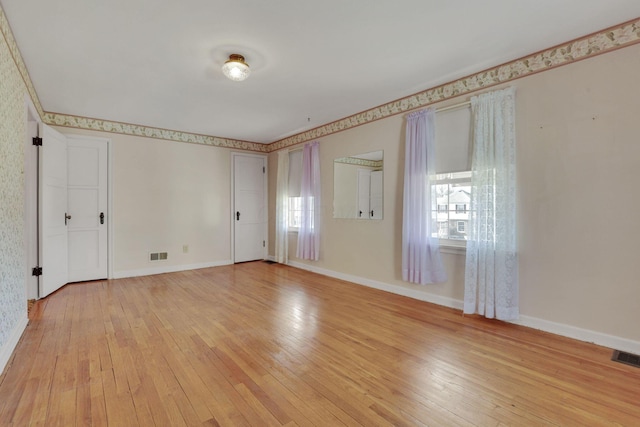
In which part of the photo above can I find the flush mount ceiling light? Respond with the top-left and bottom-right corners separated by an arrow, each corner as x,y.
222,54 -> 251,82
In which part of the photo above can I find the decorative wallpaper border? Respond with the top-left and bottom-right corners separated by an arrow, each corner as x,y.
43,112 -> 268,152
2,2 -> 639,153
267,17 -> 640,152
334,157 -> 383,168
0,6 -> 44,119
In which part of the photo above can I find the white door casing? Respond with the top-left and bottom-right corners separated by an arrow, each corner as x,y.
233,154 -> 266,263
67,137 -> 108,282
39,124 -> 68,297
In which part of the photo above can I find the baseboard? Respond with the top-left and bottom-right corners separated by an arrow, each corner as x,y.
0,315 -> 28,376
286,261 -> 640,355
287,261 -> 464,310
267,254 -> 276,262
512,315 -> 640,355
112,260 -> 233,279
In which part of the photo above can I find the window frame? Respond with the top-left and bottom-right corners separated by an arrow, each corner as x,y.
432,171 -> 472,252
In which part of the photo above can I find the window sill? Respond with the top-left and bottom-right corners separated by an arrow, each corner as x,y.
439,243 -> 466,255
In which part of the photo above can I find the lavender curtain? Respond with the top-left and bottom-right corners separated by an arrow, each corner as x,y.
402,108 -> 447,284
464,87 -> 518,320
296,141 -> 321,260
275,150 -> 289,264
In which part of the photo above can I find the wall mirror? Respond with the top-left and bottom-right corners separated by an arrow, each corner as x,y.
333,151 -> 383,219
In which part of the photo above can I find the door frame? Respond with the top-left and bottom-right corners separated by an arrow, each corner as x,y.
230,152 -> 268,263
24,96 -> 40,300
23,109 -> 114,299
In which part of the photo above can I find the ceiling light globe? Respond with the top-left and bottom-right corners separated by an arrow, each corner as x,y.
222,54 -> 251,82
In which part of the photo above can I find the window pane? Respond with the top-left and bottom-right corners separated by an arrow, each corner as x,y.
431,172 -> 471,243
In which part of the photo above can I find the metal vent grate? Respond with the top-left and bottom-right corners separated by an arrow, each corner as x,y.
611,350 -> 640,368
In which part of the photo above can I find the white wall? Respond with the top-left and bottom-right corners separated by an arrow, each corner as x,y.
269,43 -> 640,353
59,128 -> 234,278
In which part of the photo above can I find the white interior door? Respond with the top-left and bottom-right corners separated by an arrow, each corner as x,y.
67,137 -> 108,282
370,170 -> 383,220
39,124 -> 68,297
357,169 -> 371,219
234,154 -> 266,263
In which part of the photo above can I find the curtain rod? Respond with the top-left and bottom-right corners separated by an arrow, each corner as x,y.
436,100 -> 471,114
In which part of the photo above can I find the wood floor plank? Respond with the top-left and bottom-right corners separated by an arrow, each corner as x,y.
1,261 -> 639,425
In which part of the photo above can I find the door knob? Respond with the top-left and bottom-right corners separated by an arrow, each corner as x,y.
359,210 -> 362,217
370,210 -> 374,218
236,211 -> 240,221
65,213 -> 72,225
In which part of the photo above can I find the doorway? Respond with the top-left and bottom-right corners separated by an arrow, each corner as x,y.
27,123 -> 110,298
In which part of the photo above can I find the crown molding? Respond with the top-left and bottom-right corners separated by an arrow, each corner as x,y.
0,6 -> 45,119
267,17 -> 640,152
42,112 -> 268,152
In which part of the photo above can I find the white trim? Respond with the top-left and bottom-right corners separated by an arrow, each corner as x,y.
112,260 -> 232,279
285,262 -> 640,355
0,315 -> 28,376
512,315 -> 640,355
287,261 -> 464,310
24,95 -> 41,300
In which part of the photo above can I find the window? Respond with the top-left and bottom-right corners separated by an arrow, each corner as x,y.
433,171 -> 472,245
288,196 -> 302,229
288,150 -> 303,229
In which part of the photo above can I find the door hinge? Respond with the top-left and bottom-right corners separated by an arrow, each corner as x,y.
263,240 -> 265,247
263,166 -> 265,173
32,266 -> 42,276
32,137 -> 42,146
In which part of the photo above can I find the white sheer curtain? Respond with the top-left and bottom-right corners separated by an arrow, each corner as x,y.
464,87 -> 518,320
296,141 -> 321,261
275,150 -> 289,264
402,108 -> 447,284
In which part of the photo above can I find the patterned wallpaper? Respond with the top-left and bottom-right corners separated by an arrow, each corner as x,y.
334,157 -> 383,168
0,7 -> 27,353
44,112 -> 268,153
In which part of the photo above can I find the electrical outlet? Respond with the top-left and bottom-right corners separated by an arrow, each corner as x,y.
183,244 -> 189,253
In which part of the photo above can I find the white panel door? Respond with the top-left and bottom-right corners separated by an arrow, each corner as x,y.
357,169 -> 371,219
370,170 -> 383,220
67,137 -> 108,282
39,124 -> 68,297
234,154 -> 266,263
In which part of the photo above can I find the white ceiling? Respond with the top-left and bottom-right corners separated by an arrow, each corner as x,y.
3,1 -> 640,144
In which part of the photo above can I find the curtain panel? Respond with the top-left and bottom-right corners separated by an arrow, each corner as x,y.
464,87 -> 518,320
402,108 -> 447,284
275,150 -> 289,264
296,141 -> 321,261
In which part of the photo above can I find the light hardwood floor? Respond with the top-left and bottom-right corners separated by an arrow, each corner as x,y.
1,262 -> 638,426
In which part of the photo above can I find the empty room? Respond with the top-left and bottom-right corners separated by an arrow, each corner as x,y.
1,1 -> 640,425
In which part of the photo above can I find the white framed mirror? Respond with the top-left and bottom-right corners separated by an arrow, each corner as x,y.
333,151 -> 383,219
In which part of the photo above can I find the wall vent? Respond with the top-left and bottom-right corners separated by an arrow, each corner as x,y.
611,350 -> 640,368
149,252 -> 168,262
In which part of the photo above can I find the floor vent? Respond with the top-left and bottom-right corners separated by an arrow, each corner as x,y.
611,350 -> 640,368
